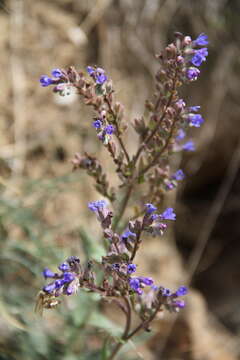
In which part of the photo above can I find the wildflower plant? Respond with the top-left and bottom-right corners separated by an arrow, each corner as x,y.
37,32 -> 209,359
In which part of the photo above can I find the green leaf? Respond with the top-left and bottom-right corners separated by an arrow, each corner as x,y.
100,338 -> 110,360
88,312 -> 122,337
79,228 -> 105,261
137,174 -> 145,184
95,84 -> 104,96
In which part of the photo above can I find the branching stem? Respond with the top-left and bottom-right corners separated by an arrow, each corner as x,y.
104,95 -> 130,164
107,298 -> 162,360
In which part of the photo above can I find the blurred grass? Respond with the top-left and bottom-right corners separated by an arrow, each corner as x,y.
0,171 -> 121,359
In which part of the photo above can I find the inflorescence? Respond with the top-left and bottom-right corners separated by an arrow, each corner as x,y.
40,202 -> 187,313
37,32 -> 209,357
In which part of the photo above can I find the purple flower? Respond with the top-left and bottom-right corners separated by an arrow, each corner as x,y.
166,182 -> 175,191
150,213 -> 159,221
176,129 -> 186,141
104,125 -> 115,135
188,114 -> 204,128
139,277 -> 154,286
96,73 -> 108,85
191,48 -> 208,67
66,285 -> 74,295
63,272 -> 75,282
189,106 -> 200,112
160,208 -> 176,221
173,299 -> 185,309
58,262 -> 70,272
186,67 -> 200,81
42,268 -> 55,279
51,69 -> 62,78
92,119 -> 102,129
87,66 -> 95,75
121,229 -> 136,240
87,66 -> 108,85
172,169 -> 185,181
42,257 -> 80,299
88,200 -> 107,212
39,75 -> 53,87
194,33 -> 209,46
182,140 -> 195,151
129,277 -> 141,291
55,279 -> 66,289
43,282 -> 56,294
145,203 -> 157,214
162,288 -> 171,296
175,286 -> 188,296
127,264 -> 137,274
112,263 -> 120,271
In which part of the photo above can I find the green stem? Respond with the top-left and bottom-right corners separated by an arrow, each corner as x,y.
112,184 -> 133,232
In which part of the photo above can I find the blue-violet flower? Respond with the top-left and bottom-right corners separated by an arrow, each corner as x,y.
145,203 -> 157,214
51,69 -> 62,78
182,141 -> 195,151
172,169 -> 185,181
175,286 -> 188,296
191,48 -> 208,67
160,208 -> 176,221
88,200 -> 107,212
176,129 -> 186,141
42,268 -> 55,279
104,125 -> 115,135
92,119 -> 102,129
127,264 -> 137,274
40,75 -> 53,87
186,67 -> 200,81
194,33 -> 209,46
188,114 -> 204,127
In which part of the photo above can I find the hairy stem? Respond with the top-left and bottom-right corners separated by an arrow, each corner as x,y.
130,224 -> 143,261
107,296 -> 132,360
132,73 -> 177,168
126,301 -> 162,340
107,299 -> 162,360
104,95 -> 130,164
137,117 -> 178,179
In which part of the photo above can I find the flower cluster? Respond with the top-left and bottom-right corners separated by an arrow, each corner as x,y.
87,66 -> 108,85
92,114 -> 116,144
129,276 -> 153,295
141,284 -> 188,313
40,256 -> 80,306
37,32 -> 209,359
39,68 -> 63,87
38,200 -> 187,323
38,201 -> 181,309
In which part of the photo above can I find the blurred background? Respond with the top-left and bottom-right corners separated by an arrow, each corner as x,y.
0,0 -> 240,359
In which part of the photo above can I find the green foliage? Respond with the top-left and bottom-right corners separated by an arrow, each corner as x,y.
0,173 -> 123,359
